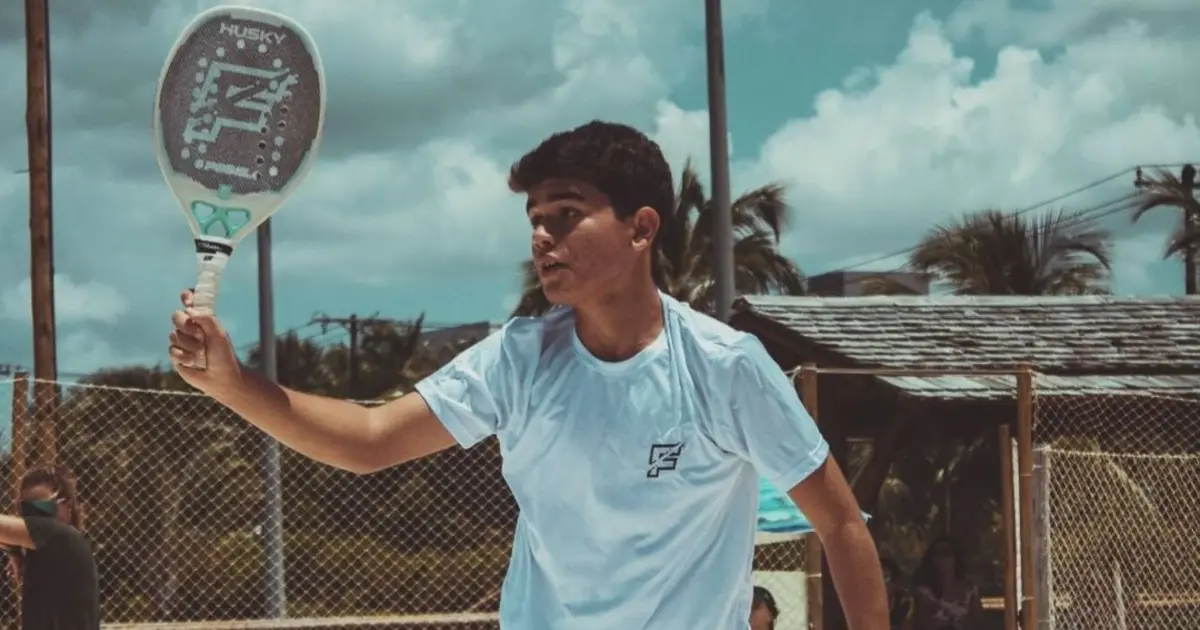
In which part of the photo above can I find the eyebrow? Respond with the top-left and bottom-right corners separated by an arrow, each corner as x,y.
526,190 -> 586,212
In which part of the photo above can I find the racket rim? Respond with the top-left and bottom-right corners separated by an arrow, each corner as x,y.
151,4 -> 327,241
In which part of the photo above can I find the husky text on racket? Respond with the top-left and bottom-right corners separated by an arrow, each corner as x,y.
168,121 -> 889,630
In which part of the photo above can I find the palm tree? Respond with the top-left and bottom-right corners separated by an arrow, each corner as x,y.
1131,166 -> 1200,293
351,316 -> 449,399
511,160 -> 805,316
246,331 -> 338,394
902,208 -> 1113,295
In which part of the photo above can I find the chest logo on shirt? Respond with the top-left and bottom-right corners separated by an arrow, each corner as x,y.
646,442 -> 684,478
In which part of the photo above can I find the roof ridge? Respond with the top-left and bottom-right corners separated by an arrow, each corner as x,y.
739,295 -> 1200,308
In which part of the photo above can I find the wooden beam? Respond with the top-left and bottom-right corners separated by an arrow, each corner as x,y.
799,364 -> 824,630
25,0 -> 58,464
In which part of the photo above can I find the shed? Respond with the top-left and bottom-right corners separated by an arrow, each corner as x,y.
729,294 -> 1200,630
729,294 -> 1200,485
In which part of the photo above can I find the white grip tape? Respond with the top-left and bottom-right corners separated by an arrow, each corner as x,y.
183,250 -> 230,370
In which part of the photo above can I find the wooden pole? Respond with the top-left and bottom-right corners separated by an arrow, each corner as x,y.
11,373 -> 30,498
25,0 -> 59,464
798,364 -> 823,630
999,423 -> 1018,630
1181,164 -> 1197,295
9,372 -> 30,622
1016,364 -> 1037,630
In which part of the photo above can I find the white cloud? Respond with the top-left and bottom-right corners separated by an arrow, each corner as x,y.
1,0 -> 1196,376
651,101 -> 721,182
947,0 -> 1199,48
0,0 -> 767,370
736,11 -> 1200,293
1,274 -> 128,324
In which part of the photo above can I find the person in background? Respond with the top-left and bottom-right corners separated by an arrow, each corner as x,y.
749,585 -> 779,630
913,536 -> 983,630
881,557 -> 914,630
0,464 -> 100,630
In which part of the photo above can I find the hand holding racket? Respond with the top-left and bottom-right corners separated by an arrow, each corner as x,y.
169,289 -> 242,390
154,5 -> 325,370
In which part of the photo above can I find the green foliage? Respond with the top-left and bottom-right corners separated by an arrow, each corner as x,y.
904,208 -> 1114,295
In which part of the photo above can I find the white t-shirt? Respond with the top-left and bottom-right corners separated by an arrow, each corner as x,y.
415,293 -> 829,630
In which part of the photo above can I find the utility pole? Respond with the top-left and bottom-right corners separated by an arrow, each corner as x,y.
705,0 -> 735,321
25,0 -> 58,463
256,219 -> 285,618
1183,164 -> 1197,296
310,315 -> 394,396
1135,165 -> 1200,294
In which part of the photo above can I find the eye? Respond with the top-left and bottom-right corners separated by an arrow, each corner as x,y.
560,206 -> 581,219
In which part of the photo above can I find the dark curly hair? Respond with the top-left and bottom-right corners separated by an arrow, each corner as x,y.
508,120 -> 675,285
19,463 -> 85,531
752,585 -> 779,627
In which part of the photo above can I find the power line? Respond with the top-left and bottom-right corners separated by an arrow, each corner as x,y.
820,162 -> 1195,274
235,320 -> 321,352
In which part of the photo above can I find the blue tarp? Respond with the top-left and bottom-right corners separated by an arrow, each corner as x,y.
755,476 -> 869,544
757,476 -> 812,535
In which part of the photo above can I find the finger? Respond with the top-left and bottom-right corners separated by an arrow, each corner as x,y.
180,289 -> 195,309
189,313 -> 224,339
169,330 -> 202,354
168,345 -> 196,368
171,310 -> 191,331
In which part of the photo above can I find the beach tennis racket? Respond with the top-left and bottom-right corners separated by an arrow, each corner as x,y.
153,5 -> 325,369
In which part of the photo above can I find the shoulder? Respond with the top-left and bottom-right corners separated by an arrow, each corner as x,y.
664,296 -> 777,374
490,307 -> 573,358
22,517 -> 82,550
452,307 -> 574,375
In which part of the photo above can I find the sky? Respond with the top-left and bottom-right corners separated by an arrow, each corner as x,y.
1,0 -> 1199,377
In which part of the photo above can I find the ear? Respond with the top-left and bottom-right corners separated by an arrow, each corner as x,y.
629,206 -> 660,252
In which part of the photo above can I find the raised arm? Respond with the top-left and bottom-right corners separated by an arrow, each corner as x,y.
169,290 -> 524,473
0,518 -> 34,550
208,370 -> 457,474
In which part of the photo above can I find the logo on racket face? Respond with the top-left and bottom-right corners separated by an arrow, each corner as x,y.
647,443 -> 684,478
157,12 -> 322,198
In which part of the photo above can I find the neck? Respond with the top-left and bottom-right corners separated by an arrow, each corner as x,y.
574,275 -> 663,362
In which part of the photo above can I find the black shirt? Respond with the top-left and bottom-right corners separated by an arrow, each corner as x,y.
19,517 -> 100,630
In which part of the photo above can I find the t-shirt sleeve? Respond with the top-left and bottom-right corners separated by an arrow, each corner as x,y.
21,516 -> 66,550
414,322 -> 528,449
710,335 -> 830,493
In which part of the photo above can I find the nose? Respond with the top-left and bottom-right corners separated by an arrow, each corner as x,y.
532,223 -> 554,254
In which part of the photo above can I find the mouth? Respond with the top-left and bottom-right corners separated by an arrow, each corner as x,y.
537,260 -> 568,273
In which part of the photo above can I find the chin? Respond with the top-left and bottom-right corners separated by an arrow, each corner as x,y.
540,284 -> 578,307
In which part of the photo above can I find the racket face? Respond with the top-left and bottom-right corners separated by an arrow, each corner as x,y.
154,6 -> 325,245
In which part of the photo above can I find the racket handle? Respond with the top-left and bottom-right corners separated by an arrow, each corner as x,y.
184,238 -> 233,371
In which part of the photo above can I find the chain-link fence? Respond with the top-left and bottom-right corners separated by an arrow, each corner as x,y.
790,366 -> 1029,630
1033,384 -> 1200,630
0,376 -> 814,630
2,376 -> 513,630
754,536 -> 810,630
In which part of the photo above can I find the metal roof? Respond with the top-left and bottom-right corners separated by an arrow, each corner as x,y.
878,374 -> 1200,400
733,294 -> 1200,372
